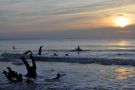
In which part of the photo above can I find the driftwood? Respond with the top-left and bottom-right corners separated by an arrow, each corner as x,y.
2,50 -> 64,84
21,53 -> 37,78
38,46 -> 43,55
23,50 -> 32,55
3,67 -> 23,82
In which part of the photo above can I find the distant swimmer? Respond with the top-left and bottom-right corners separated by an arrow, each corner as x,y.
45,73 -> 65,82
52,73 -> 61,80
53,73 -> 66,80
75,45 -> 82,54
75,45 -> 82,51
38,45 -> 43,55
54,53 -> 58,56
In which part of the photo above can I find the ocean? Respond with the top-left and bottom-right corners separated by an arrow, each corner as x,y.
1,39 -> 135,59
0,39 -> 135,90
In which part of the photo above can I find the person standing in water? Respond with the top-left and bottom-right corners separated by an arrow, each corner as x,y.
75,45 -> 82,54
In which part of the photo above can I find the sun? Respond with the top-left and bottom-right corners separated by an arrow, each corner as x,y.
116,16 -> 130,28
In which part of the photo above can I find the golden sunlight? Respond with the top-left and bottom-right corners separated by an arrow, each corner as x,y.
116,40 -> 129,46
115,16 -> 130,28
110,40 -> 129,46
115,67 -> 134,80
109,40 -> 129,49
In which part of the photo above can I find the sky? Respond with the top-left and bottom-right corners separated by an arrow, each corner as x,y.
0,0 -> 135,39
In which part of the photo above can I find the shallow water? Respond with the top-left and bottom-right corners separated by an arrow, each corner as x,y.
0,62 -> 135,90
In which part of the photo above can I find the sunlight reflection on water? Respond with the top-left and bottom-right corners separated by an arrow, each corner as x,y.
114,67 -> 135,80
110,40 -> 129,46
0,62 -> 135,89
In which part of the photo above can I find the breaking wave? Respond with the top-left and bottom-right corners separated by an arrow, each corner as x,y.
1,51 -> 135,66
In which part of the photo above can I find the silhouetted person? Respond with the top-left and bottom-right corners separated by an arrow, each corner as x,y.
38,45 -> 43,55
75,45 -> 82,54
75,45 -> 82,51
3,67 -> 23,82
21,53 -> 37,78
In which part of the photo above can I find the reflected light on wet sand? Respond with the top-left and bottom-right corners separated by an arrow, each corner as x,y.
115,67 -> 134,80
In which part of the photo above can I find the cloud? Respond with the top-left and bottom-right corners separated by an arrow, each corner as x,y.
0,0 -> 135,39
1,24 -> 135,39
53,0 -> 135,15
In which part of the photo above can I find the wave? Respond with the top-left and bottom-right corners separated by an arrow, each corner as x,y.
1,52 -> 135,66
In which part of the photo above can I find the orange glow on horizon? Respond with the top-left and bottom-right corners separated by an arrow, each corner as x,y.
111,14 -> 134,28
116,40 -> 129,46
115,16 -> 130,28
